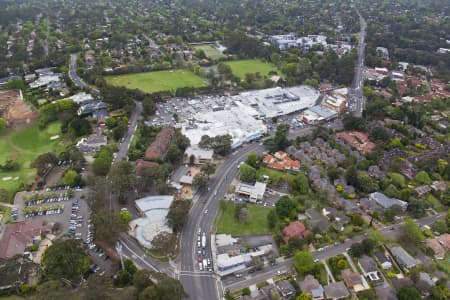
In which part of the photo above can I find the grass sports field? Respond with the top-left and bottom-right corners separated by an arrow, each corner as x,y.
194,44 -> 226,60
0,122 -> 61,198
216,201 -> 273,235
105,69 -> 206,94
224,59 -> 279,79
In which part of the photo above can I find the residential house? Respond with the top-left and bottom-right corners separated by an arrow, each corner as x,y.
391,277 -> 414,291
390,246 -> 420,269
358,255 -> 381,283
374,251 -> 392,270
282,221 -> 309,243
431,181 -> 447,192
277,279 -> 296,298
323,281 -> 349,300
305,208 -> 329,232
417,272 -> 435,292
145,127 -> 175,160
414,185 -> 432,197
336,131 -> 376,153
341,269 -> 365,292
184,146 -> 213,165
426,239 -> 445,260
299,275 -> 324,300
263,151 -> 300,172
323,208 -> 350,231
375,285 -> 398,300
369,192 -> 408,211
437,234 -> 450,251
76,130 -> 107,153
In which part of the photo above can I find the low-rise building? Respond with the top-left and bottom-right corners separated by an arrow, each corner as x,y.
341,269 -> 365,292
437,234 -> 450,251
358,255 -> 381,282
374,251 -> 392,270
426,239 -> 445,260
336,131 -> 376,153
145,127 -> 175,160
235,181 -> 267,203
323,281 -> 349,300
76,130 -> 107,153
263,151 -> 300,172
299,275 -> 324,300
369,192 -> 408,211
390,246 -> 420,269
282,221 -> 309,243
277,280 -> 296,298
184,146 -> 213,165
135,159 -> 159,176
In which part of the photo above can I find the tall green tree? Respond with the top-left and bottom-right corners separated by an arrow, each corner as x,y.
294,251 -> 315,275
42,239 -> 91,283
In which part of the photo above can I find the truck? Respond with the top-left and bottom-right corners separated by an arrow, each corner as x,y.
201,233 -> 206,248
203,260 -> 208,270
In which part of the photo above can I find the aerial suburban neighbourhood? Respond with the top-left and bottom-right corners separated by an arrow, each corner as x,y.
0,0 -> 449,299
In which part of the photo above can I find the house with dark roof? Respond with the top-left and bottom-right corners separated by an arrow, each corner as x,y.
391,277 -> 413,291
145,127 -> 175,160
299,275 -> 324,299
276,279 -> 296,298
374,251 -> 392,270
323,281 -> 349,299
282,221 -> 309,243
305,208 -> 329,232
375,285 -> 398,300
358,255 -> 381,283
390,246 -> 420,269
369,192 -> 408,211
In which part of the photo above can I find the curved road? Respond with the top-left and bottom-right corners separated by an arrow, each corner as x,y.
179,143 -> 266,300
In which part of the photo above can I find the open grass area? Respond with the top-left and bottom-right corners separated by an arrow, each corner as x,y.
224,59 -> 279,79
216,201 -> 273,235
105,69 -> 206,94
194,44 -> 225,60
0,122 -> 61,198
256,167 -> 295,185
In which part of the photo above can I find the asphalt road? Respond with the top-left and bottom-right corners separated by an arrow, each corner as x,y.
68,53 -> 87,89
222,213 -> 444,292
348,9 -> 367,117
179,143 -> 266,300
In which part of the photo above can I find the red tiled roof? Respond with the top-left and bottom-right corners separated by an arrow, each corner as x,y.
336,131 -> 375,153
0,219 -> 49,259
135,159 -> 159,176
145,127 -> 175,160
282,221 -> 309,243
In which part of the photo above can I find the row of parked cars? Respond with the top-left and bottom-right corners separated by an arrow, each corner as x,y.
11,207 -> 18,220
24,206 -> 63,218
25,195 -> 70,207
68,199 -> 82,236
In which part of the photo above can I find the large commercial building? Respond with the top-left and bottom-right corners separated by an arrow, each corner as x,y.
181,86 -> 320,148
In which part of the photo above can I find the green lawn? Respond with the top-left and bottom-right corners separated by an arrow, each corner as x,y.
194,44 -> 225,60
224,59 -> 279,79
0,122 -> 61,198
256,167 -> 296,185
105,69 -> 207,94
216,201 -> 273,235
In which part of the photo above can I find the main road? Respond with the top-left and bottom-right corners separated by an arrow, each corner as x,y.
179,143 -> 266,300
68,53 -> 87,89
348,7 -> 367,117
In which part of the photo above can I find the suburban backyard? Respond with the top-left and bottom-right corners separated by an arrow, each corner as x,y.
105,69 -> 207,94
